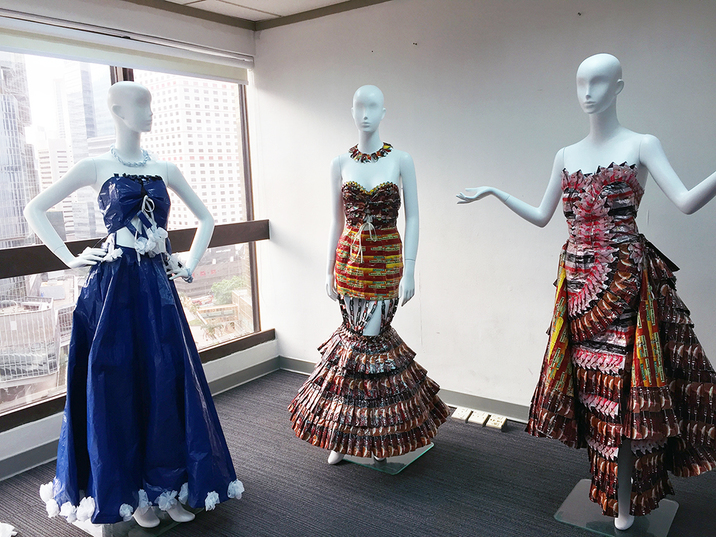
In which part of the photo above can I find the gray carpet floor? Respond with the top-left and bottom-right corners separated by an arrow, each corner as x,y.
1,369 -> 714,537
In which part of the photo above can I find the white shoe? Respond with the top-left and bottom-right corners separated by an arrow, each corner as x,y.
134,508 -> 160,528
327,450 -> 345,465
614,513 -> 635,531
167,503 -> 195,523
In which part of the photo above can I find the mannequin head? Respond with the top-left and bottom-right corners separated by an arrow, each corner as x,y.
352,85 -> 386,134
108,82 -> 153,133
576,53 -> 624,115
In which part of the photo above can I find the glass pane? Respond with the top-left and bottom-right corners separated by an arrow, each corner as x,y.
173,243 -> 254,351
132,70 -> 247,230
0,52 -> 257,416
0,266 -> 90,416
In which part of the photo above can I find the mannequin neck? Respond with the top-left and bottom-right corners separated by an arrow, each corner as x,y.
587,102 -> 623,143
356,130 -> 383,154
113,128 -> 143,160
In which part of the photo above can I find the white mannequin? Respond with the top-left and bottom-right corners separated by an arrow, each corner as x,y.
24,82 -> 213,280
458,53 -> 716,530
324,85 -> 418,464
24,82 -> 214,527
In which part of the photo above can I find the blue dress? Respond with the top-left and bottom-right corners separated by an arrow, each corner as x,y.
40,174 -> 242,525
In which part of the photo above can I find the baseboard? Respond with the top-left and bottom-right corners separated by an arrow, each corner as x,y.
0,440 -> 58,482
437,389 -> 529,424
208,356 -> 281,395
278,356 -> 315,374
276,356 -> 530,424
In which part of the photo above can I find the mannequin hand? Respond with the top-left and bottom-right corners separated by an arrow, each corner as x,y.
398,273 -> 415,306
167,266 -> 192,281
326,275 -> 338,301
164,254 -> 193,282
67,247 -> 107,268
456,187 -> 495,204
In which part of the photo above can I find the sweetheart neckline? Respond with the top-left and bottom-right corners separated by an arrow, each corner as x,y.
563,162 -> 637,178
342,181 -> 399,194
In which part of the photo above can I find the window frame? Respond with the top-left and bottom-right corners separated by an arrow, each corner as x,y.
0,67 -> 270,433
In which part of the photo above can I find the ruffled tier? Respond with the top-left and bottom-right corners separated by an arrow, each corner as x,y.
588,445 -> 674,517
289,323 -> 449,458
646,248 -> 716,475
527,239 -> 716,516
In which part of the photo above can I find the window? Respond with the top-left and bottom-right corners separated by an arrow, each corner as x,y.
0,52 -> 265,420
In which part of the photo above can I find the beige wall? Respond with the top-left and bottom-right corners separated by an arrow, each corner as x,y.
251,0 -> 716,408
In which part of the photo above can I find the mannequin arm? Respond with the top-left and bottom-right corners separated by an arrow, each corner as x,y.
165,163 -> 214,276
456,150 -> 564,228
325,156 -> 345,301
641,135 -> 716,214
399,153 -> 418,306
23,158 -> 102,267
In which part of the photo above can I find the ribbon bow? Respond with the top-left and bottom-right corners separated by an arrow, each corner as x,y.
350,214 -> 376,263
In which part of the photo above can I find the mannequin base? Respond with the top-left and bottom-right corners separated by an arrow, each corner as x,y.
343,443 -> 433,475
73,507 -> 203,537
554,479 -> 677,536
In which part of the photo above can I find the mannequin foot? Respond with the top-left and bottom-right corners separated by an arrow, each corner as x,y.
166,503 -> 195,523
327,450 -> 344,465
614,513 -> 635,531
134,508 -> 160,528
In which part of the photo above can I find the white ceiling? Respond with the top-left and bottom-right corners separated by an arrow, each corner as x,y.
162,0 -> 350,22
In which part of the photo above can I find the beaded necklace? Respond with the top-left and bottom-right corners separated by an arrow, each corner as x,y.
349,142 -> 392,163
110,145 -> 151,167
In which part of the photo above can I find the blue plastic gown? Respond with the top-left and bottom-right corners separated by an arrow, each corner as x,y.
45,174 -> 240,524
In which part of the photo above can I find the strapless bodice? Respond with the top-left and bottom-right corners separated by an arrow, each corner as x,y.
342,181 -> 400,228
97,174 -> 170,234
562,163 -> 643,246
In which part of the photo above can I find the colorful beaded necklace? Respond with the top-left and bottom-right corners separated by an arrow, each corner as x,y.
349,142 -> 393,163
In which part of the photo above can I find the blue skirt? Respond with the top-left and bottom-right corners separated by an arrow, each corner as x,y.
42,248 -> 241,524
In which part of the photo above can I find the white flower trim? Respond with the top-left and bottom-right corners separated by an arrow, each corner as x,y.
178,483 -> 189,505
60,502 -> 78,523
39,482 -> 54,503
136,489 -> 151,515
156,490 -> 178,512
204,491 -> 220,511
0,522 -> 18,536
40,481 -> 59,518
134,227 -> 168,258
227,480 -> 244,500
119,503 -> 134,522
76,497 -> 95,522
45,499 -> 60,518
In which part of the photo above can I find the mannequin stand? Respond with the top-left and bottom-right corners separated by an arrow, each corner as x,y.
343,443 -> 433,475
554,480 -> 677,536
73,507 -> 202,537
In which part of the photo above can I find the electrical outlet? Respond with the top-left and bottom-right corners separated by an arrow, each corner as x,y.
468,411 -> 489,426
450,406 -> 472,422
486,415 -> 507,430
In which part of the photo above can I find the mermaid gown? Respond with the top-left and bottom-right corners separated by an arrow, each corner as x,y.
527,164 -> 716,516
289,181 -> 449,458
41,173 -> 242,525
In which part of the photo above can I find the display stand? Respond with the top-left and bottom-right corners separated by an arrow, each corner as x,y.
343,443 -> 433,475
73,508 -> 203,537
555,479 -> 678,537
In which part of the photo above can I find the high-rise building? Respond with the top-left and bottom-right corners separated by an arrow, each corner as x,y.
0,52 -> 41,299
35,137 -> 74,238
60,61 -> 112,240
132,71 -> 245,230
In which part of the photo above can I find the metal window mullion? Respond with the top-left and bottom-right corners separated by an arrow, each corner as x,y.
238,84 -> 260,332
